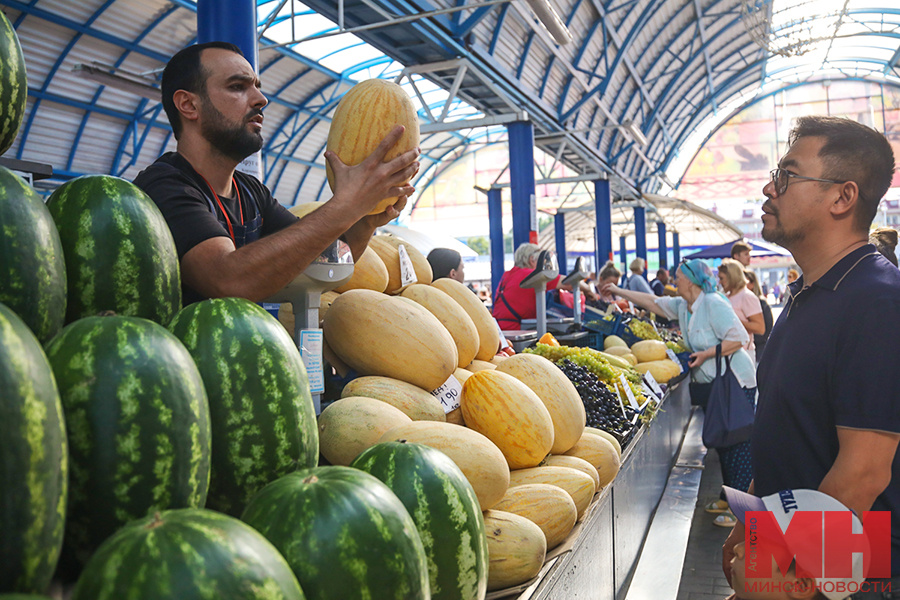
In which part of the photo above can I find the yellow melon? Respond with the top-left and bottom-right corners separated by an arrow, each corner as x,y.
317,396 -> 412,465
496,353 -> 585,454
341,376 -> 446,422
431,278 -> 500,361
465,360 -> 496,373
401,284 -> 479,368
334,245 -> 389,293
635,359 -> 681,383
482,510 -> 547,591
368,235 -> 433,294
631,339 -> 668,363
541,455 -> 600,490
563,432 -> 621,488
583,426 -> 623,458
323,289 -> 457,390
508,466 -> 596,519
492,484 -> 577,550
326,79 -> 420,215
461,370 -> 554,469
379,421 -> 510,510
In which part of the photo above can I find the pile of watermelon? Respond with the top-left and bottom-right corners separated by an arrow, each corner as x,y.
0,13 -> 489,600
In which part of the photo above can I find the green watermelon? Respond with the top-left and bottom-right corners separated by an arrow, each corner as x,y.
0,10 -> 26,156
168,298 -> 318,516
71,508 -> 306,600
0,303 -> 67,593
351,442 -> 488,600
44,314 -> 210,567
241,466 -> 430,600
0,596 -> 55,600
0,166 -> 66,342
46,175 -> 181,325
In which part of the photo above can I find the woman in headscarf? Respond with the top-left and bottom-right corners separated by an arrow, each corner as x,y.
601,258 -> 756,527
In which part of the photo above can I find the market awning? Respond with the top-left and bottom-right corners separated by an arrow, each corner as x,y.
683,238 -> 791,260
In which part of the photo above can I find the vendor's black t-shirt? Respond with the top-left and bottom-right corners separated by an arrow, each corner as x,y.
133,152 -> 299,304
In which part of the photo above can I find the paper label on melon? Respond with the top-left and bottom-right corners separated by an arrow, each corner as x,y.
430,374 -> 463,414
666,348 -> 684,373
397,244 -> 418,287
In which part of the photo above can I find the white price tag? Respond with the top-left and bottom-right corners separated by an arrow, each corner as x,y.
430,374 -> 463,414
643,371 -> 664,398
495,319 -> 511,350
619,374 -> 641,410
299,329 -> 325,394
666,348 -> 684,373
641,382 -> 659,401
615,386 -> 629,418
398,244 -> 418,287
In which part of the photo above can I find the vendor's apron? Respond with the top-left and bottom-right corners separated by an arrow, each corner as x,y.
200,177 -> 262,248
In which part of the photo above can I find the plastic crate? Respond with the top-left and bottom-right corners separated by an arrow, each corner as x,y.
583,332 -> 604,351
614,320 -> 644,347
583,313 -> 620,335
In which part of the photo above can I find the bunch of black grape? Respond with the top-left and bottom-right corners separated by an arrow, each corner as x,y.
557,359 -> 638,446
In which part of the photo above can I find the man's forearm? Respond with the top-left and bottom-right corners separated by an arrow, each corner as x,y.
818,428 -> 898,518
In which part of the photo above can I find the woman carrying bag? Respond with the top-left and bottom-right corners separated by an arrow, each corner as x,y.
602,258 -> 756,527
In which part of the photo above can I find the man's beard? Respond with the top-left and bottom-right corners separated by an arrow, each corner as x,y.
199,98 -> 263,163
761,204 -> 805,248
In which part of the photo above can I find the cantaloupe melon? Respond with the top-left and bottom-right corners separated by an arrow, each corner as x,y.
334,246 -> 389,293
564,432 -> 621,488
508,466 -> 596,519
341,376 -> 446,422
368,235 -> 433,294
631,340 -> 668,363
401,284 -> 479,368
482,510 -> 546,591
432,278 -> 500,361
325,79 -> 420,215
492,484 -> 577,550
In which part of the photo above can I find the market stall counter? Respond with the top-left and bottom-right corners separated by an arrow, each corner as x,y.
487,375 -> 692,600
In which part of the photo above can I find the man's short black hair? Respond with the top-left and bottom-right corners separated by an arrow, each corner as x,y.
788,116 -> 895,232
162,42 -> 243,140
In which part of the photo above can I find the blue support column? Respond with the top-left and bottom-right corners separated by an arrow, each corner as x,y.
555,212 -> 567,275
619,236 -> 628,273
673,232 -> 681,267
197,0 -> 259,71
594,179 -> 612,271
634,206 -> 647,279
657,221 -> 668,271
488,188 -> 504,297
507,121 -> 536,249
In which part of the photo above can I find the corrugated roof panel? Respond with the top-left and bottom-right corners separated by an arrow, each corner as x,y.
12,14 -> 73,90
16,102 -> 82,169
68,113 -> 127,173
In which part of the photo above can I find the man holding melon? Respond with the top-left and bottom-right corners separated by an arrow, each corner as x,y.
720,116 -> 900,596
134,42 -> 420,305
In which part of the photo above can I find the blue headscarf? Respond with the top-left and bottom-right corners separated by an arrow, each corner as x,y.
678,259 -> 719,295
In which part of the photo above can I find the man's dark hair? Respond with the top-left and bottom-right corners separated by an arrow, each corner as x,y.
731,240 -> 752,257
161,42 -> 243,140
427,248 -> 462,280
788,116 -> 895,232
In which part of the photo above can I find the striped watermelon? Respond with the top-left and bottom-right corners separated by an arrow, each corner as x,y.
70,509 -> 306,600
44,315 -> 210,567
241,466 -> 430,600
46,175 -> 181,326
351,442 -> 488,600
0,166 -> 66,342
168,298 -> 318,516
0,303 -> 67,594
0,10 -> 26,156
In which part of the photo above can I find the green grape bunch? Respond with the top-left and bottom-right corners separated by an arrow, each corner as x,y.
627,319 -> 662,341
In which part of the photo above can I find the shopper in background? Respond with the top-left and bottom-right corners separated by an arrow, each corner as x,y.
650,268 -> 669,296
427,248 -> 465,283
717,259 -> 765,363
730,240 -> 752,267
602,259 -> 756,527
624,258 -> 654,294
721,116 -> 900,594
596,261 -> 622,304
869,226 -> 898,267
742,270 -> 773,363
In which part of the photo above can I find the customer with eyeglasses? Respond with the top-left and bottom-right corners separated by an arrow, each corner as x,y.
602,258 -> 756,527
720,116 -> 900,598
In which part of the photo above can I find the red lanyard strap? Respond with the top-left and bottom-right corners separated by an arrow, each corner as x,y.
199,174 -> 243,243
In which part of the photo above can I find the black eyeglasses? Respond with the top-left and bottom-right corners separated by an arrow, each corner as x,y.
769,168 -> 849,196
679,258 -> 697,280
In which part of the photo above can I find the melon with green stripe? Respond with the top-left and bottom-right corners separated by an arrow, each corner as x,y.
168,298 -> 319,517
46,175 -> 181,325
44,314 -> 210,567
241,466 -> 430,600
351,442 -> 488,600
0,9 -> 27,156
0,303 -> 67,594
0,166 -> 66,343
70,508 -> 306,600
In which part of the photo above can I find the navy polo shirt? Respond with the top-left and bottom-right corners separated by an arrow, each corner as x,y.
753,244 -> 900,576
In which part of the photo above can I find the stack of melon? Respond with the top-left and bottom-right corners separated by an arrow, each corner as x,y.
603,336 -> 681,383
